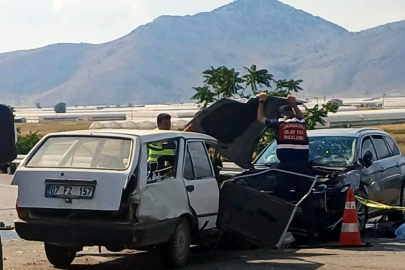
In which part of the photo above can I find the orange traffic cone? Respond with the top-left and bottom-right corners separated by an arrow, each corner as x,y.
337,188 -> 367,247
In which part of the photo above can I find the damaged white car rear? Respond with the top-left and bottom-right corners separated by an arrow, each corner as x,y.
12,130 -> 220,268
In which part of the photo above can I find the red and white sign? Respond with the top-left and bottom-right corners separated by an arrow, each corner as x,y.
279,122 -> 307,142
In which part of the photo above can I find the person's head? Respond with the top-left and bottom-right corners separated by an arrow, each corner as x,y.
157,113 -> 172,130
279,105 -> 295,119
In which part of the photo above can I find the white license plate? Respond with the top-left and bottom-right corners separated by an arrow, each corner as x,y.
45,185 -> 94,199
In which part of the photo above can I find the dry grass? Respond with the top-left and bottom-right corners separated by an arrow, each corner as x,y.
16,121 -> 93,136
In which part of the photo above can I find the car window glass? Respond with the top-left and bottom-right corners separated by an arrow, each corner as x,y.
187,142 -> 213,179
27,137 -> 132,170
361,137 -> 377,161
372,136 -> 391,160
70,140 -> 98,167
385,137 -> 400,156
183,149 -> 194,180
256,140 -> 280,165
147,139 -> 178,182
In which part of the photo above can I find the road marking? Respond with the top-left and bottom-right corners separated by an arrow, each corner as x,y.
0,184 -> 17,189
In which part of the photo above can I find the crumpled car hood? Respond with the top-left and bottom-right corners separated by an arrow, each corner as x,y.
189,97 -> 295,169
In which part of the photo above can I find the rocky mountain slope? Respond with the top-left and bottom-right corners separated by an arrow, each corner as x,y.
0,0 -> 403,105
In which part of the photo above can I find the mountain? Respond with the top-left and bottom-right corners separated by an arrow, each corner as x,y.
0,0 -> 403,106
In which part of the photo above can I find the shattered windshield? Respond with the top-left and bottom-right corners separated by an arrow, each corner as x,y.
255,136 -> 357,167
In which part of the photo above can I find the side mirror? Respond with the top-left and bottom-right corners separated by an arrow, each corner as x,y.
361,151 -> 374,168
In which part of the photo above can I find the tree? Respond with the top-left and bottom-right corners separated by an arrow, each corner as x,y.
17,132 -> 42,155
54,102 -> 66,113
36,103 -> 41,109
203,66 -> 243,99
242,65 -> 273,96
191,86 -> 216,109
304,102 -> 339,130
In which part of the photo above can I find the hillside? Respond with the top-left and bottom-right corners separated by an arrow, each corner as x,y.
0,0 -> 403,106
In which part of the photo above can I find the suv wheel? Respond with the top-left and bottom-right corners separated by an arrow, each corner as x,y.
387,181 -> 405,222
45,243 -> 76,268
355,187 -> 368,232
159,218 -> 190,268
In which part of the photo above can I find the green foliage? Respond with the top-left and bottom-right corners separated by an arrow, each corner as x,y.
191,86 -> 216,109
304,102 -> 339,130
203,66 -> 244,98
54,102 -> 67,113
242,65 -> 273,95
191,64 -> 339,158
17,132 -> 42,155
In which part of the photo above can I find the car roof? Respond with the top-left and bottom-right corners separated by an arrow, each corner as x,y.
307,128 -> 390,138
45,129 -> 217,143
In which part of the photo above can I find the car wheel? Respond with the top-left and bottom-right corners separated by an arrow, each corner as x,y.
159,218 -> 190,269
355,187 -> 368,232
387,181 -> 405,222
45,243 -> 76,268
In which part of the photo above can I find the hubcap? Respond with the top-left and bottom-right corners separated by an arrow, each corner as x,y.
176,229 -> 187,258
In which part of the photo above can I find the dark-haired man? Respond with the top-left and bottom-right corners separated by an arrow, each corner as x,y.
257,92 -> 316,244
156,113 -> 172,131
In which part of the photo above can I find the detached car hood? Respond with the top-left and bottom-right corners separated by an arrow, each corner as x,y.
189,97 -> 301,169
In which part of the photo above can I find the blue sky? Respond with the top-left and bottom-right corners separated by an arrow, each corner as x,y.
0,0 -> 404,53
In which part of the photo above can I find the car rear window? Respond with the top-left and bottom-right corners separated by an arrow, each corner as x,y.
385,137 -> 401,156
372,136 -> 391,160
26,136 -> 132,170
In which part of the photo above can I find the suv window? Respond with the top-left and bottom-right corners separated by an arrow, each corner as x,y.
372,136 -> 391,160
361,137 -> 377,161
385,137 -> 401,156
183,142 -> 213,180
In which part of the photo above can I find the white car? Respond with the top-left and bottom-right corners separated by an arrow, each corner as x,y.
12,129 -> 220,268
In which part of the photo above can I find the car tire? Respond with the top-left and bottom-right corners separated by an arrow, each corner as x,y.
387,181 -> 405,222
159,218 -> 191,269
105,246 -> 125,252
355,187 -> 368,232
45,243 -> 76,268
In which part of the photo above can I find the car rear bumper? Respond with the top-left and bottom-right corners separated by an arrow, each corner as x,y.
15,217 -> 179,247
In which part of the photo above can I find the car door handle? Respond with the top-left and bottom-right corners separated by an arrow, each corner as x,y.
396,163 -> 400,168
380,167 -> 386,172
186,185 -> 195,192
